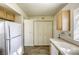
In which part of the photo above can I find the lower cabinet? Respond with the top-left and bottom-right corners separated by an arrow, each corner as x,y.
50,43 -> 59,55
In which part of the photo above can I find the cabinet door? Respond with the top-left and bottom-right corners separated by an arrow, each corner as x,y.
6,12 -> 15,21
62,11 -> 70,31
0,6 -> 15,21
0,7 -> 6,19
57,12 -> 62,31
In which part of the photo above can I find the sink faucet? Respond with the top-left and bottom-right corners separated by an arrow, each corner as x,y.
58,33 -> 61,38
58,32 -> 64,38
61,32 -> 65,34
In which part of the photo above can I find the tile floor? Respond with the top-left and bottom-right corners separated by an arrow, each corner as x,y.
24,46 -> 50,55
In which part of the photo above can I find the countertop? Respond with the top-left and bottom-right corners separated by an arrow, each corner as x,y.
50,38 -> 79,55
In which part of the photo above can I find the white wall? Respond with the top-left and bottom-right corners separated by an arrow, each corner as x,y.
28,16 -> 53,21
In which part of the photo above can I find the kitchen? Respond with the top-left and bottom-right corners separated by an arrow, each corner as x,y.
0,3 -> 79,55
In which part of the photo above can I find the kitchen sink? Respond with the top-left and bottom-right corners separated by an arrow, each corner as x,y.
50,38 -> 79,55
68,50 -> 79,55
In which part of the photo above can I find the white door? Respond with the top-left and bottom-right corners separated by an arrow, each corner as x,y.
43,22 -> 52,45
24,20 -> 33,46
34,21 -> 52,45
34,22 -> 40,45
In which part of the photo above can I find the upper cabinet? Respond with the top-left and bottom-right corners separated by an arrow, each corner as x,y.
57,12 -> 62,32
0,7 -> 6,19
56,10 -> 70,32
0,6 -> 15,21
6,11 -> 15,21
62,10 -> 70,31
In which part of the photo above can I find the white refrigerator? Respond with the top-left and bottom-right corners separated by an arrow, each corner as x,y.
0,20 -> 23,55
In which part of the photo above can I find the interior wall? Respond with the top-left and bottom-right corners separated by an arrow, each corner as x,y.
28,16 -> 53,21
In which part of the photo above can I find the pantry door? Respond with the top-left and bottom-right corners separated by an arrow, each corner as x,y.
34,21 -> 52,45
24,20 -> 33,46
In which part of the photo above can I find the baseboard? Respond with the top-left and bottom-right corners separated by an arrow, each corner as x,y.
34,45 -> 49,47
24,45 -> 49,47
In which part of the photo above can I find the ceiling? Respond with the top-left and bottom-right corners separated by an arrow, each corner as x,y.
17,3 -> 67,16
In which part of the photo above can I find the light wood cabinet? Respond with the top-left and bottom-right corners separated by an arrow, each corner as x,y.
0,6 -> 15,21
0,6 -> 6,19
56,10 -> 70,32
62,11 -> 70,31
6,11 -> 15,21
57,12 -> 62,32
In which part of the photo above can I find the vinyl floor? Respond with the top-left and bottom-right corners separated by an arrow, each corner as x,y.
24,46 -> 50,55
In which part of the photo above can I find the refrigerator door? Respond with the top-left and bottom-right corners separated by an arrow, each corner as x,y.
9,36 -> 22,55
4,21 -> 22,55
5,21 -> 22,39
0,21 -> 5,55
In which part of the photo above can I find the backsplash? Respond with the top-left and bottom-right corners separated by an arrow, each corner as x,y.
59,32 -> 79,46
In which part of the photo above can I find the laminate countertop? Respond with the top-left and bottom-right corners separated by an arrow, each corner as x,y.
50,38 -> 79,55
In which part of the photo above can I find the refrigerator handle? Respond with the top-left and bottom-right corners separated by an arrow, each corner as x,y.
5,22 -> 11,55
8,24 -> 11,55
